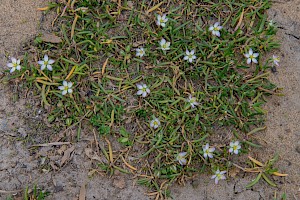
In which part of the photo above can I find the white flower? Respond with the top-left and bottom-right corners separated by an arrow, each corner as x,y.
150,118 -> 161,129
268,20 -> 275,27
209,22 -> 223,37
176,152 -> 187,165
244,48 -> 259,64
136,83 -> 150,97
136,47 -> 145,58
58,81 -> 73,95
38,55 -> 55,71
211,169 -> 226,184
229,141 -> 241,155
7,57 -> 21,73
156,14 -> 168,27
203,143 -> 215,159
159,38 -> 171,51
187,95 -> 199,108
184,50 -> 196,63
272,55 -> 280,66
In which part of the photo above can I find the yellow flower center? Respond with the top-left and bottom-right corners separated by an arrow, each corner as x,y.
233,146 -> 237,150
139,50 -> 144,54
249,55 -> 254,59
153,121 -> 158,125
213,27 -> 219,31
188,54 -> 193,59
64,86 -> 69,90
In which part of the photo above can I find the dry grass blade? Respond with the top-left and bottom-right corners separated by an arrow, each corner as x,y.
30,142 -> 71,147
79,182 -> 87,200
234,8 -> 244,32
71,14 -> 79,39
146,2 -> 164,14
248,156 -> 264,167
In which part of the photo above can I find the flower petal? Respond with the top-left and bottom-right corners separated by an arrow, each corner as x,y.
247,58 -> 251,64
63,80 -> 68,86
7,63 -> 13,68
136,84 -> 143,89
16,65 -> 21,70
11,57 -> 17,64
253,53 -> 259,58
62,90 -> 67,95
58,86 -> 64,90
68,89 -> 73,94
40,65 -> 46,70
142,91 -> 147,97
249,48 -> 253,55
38,61 -> 44,65
47,65 -> 53,71
215,178 -> 219,184
252,58 -> 258,63
44,55 -> 49,61
68,82 -> 73,88
48,59 -> 55,64
180,158 -> 187,165
10,67 -> 15,73
137,90 -> 143,95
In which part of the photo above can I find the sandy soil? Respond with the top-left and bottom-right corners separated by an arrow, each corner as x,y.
0,0 -> 299,199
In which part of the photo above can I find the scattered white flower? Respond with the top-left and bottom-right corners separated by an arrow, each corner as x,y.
136,83 -> 150,97
268,20 -> 275,27
38,55 -> 55,71
150,118 -> 161,129
209,22 -> 223,37
58,80 -> 73,95
229,141 -> 241,155
7,57 -> 21,73
272,55 -> 280,66
176,152 -> 187,165
203,143 -> 215,159
136,47 -> 145,58
159,38 -> 171,51
184,50 -> 196,63
244,48 -> 259,64
156,14 -> 168,27
211,169 -> 226,184
187,95 -> 199,108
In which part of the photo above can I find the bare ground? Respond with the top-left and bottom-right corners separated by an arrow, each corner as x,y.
0,0 -> 299,199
